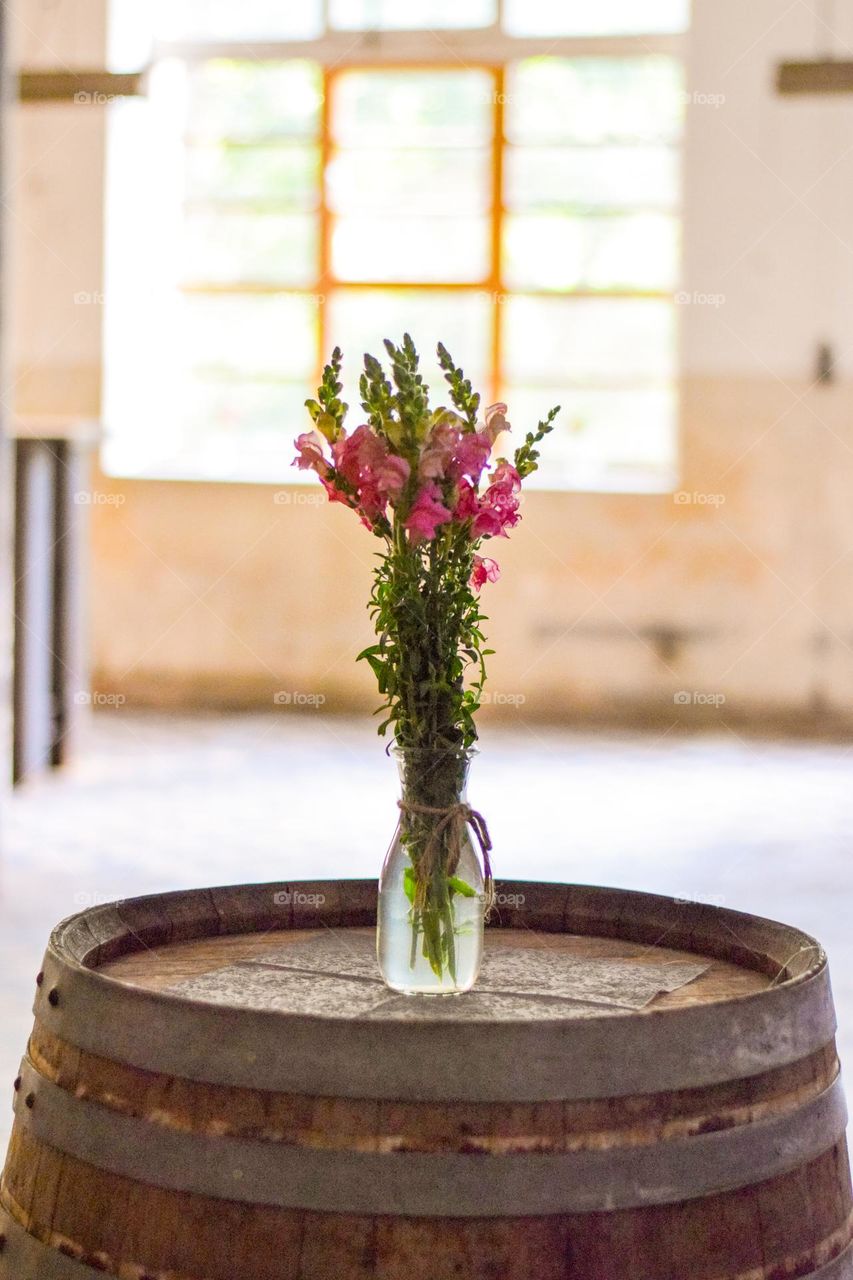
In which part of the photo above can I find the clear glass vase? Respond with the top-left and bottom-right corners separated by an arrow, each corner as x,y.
377,745 -> 487,995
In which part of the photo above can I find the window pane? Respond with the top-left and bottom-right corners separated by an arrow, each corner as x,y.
505,146 -> 679,211
108,0 -> 154,71
188,62 -> 323,142
185,383 -> 309,445
506,59 -> 684,146
502,386 -> 676,488
332,217 -> 489,282
331,0 -> 495,27
182,213 -> 317,285
504,297 -> 675,383
327,149 -> 490,215
180,295 -> 318,378
327,289 -> 491,412
504,0 -> 689,37
163,0 -> 323,41
186,145 -> 320,208
332,70 -> 494,147
330,70 -> 493,284
177,382 -> 313,482
504,213 -> 678,290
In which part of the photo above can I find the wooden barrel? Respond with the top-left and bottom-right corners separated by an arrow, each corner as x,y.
1,880 -> 851,1279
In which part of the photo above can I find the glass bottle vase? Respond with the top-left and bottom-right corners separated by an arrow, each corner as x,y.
377,746 -> 486,995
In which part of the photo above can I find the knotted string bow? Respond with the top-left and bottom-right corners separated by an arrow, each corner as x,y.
397,798 -> 494,913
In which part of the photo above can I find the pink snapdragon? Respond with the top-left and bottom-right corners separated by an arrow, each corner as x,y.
483,403 -> 510,445
295,384 -> 528,550
320,474 -> 356,509
420,421 -> 491,486
404,482 -> 453,542
453,431 -> 492,483
472,461 -> 522,540
326,425 -> 411,527
453,478 -> 480,522
357,456 -> 412,522
374,453 -> 410,501
293,431 -> 329,477
332,424 -> 386,488
419,421 -> 459,481
470,554 -> 501,590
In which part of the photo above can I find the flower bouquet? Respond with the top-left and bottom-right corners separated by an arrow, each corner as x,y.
294,335 -> 558,993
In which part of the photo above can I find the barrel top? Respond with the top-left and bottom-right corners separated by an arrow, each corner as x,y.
97,926 -> 759,1021
33,880 -> 833,1101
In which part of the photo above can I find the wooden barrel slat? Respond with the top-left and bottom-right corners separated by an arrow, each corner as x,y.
1,880 -> 851,1279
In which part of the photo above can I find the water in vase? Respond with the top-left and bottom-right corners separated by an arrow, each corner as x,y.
377,824 -> 485,994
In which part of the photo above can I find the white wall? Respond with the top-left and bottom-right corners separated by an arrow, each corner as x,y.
683,0 -> 853,380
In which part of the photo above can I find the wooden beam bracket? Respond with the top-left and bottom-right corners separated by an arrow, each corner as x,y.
18,70 -> 145,104
777,59 -> 853,95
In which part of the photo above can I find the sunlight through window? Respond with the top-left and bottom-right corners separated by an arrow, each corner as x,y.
104,3 -> 686,488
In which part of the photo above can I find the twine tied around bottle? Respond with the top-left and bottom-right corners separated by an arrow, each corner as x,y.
397,798 -> 495,913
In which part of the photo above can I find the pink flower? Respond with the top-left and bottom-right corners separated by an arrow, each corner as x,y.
320,475 -> 356,508
357,482 -> 385,522
471,508 -> 505,539
470,554 -> 501,590
419,421 -> 491,486
404,483 -> 453,542
491,460 -> 521,491
374,454 -> 410,501
453,479 -> 480,522
358,455 -> 410,528
453,431 -> 491,484
472,462 -> 522,540
483,403 -> 510,445
293,431 -> 329,476
329,426 -> 411,527
419,422 -> 460,481
332,425 -> 385,488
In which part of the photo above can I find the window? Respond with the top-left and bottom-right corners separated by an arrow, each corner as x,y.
105,1 -> 687,488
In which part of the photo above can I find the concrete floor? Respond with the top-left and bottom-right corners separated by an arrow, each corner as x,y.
1,710 -> 852,1155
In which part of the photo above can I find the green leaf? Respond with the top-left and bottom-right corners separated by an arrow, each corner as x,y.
447,876 -> 477,898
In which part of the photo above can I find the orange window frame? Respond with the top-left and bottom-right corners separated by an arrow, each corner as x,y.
179,55 -> 678,424
319,62 -> 504,403
315,59 -> 674,404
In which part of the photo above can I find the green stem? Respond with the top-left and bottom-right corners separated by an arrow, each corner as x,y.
440,893 -> 457,984
409,906 -> 420,970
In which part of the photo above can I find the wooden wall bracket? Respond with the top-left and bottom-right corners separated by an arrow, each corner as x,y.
17,70 -> 145,103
